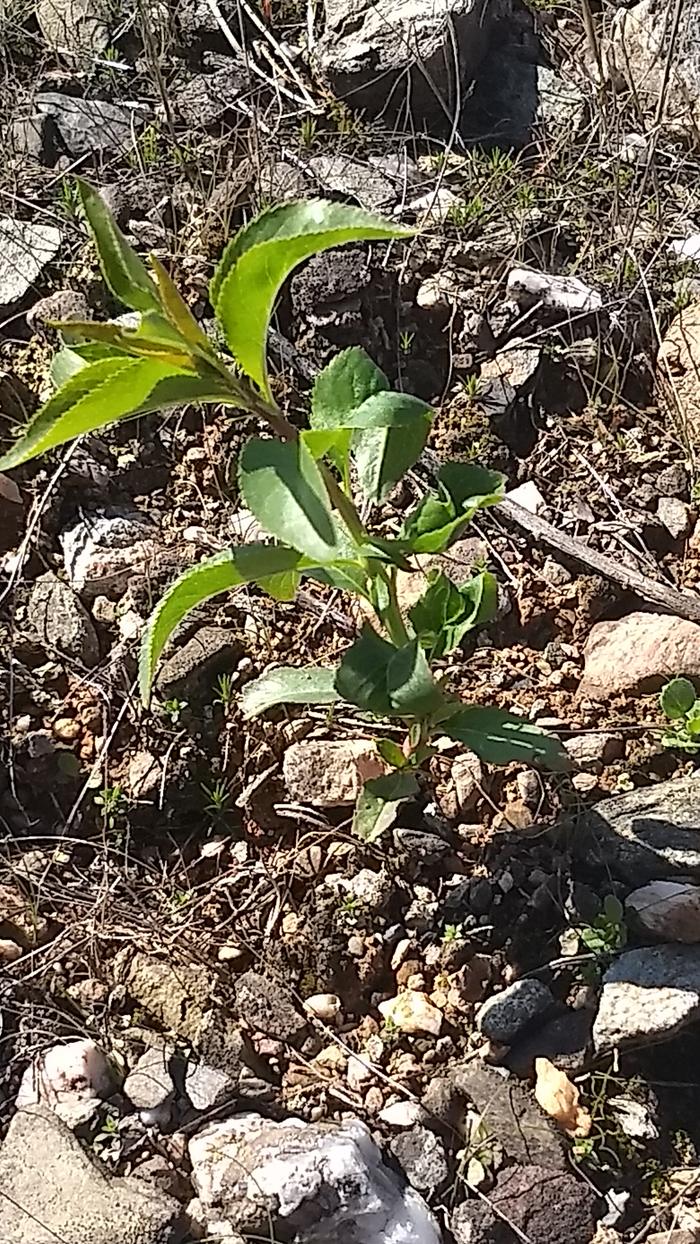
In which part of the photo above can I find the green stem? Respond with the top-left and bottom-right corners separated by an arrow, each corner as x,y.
375,565 -> 409,647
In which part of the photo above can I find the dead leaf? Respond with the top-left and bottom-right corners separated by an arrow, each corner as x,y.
534,1056 -> 592,1138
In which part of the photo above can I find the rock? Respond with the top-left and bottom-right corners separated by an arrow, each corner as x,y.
625,880 -> 700,942
27,288 -> 91,333
581,611 -> 700,698
35,93 -> 146,157
476,979 -> 554,1044
378,992 -> 443,1037
506,480 -> 546,515
346,868 -> 393,911
156,626 -> 241,700
658,495 -> 693,539
505,1006 -> 594,1079
115,950 -> 212,1042
8,112 -> 56,162
127,751 -> 162,800
451,1162 -> 599,1244
0,217 -> 62,310
506,267 -> 602,314
659,304 -> 700,440
535,66 -> 585,133
563,732 -> 624,770
29,572 -> 100,667
395,537 -> 488,616
189,1112 -> 442,1242
304,993 -> 342,1022
0,1104 -> 187,1244
16,1040 -> 117,1129
185,1062 -> 236,1111
390,1126 -> 448,1194
607,0 -> 700,141
0,937 -> 22,963
479,339 -> 542,415
283,738 -> 386,807
37,0 -> 113,58
124,1046 -> 179,1127
593,944 -> 700,1050
583,773 -> 700,884
234,970 -> 306,1043
308,155 -> 395,210
450,1063 -> 566,1169
61,510 -> 161,599
647,1234 -> 699,1244
406,187 -> 462,224
451,752 -> 484,813
174,63 -> 249,128
0,880 -> 48,946
378,1101 -> 427,1128
315,0 -> 494,131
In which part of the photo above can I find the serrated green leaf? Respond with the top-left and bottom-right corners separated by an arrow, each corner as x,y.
240,666 -> 339,718
403,463 -> 505,554
139,544 -> 302,702
239,436 -> 349,563
311,347 -> 389,426
442,705 -> 570,770
386,639 -> 445,717
0,356 -> 193,471
307,560 -> 371,598
334,625 -> 396,715
149,253 -> 216,359
353,771 -> 419,841
77,178 -> 161,315
352,392 -> 432,504
376,737 -> 410,769
211,200 -> 413,398
660,677 -> 696,720
257,568 -> 301,600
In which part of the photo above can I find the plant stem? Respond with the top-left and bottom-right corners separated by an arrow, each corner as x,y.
376,565 -> 409,646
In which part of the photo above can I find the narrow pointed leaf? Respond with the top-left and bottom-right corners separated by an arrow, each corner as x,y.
139,544 -> 302,702
212,199 -> 413,398
442,706 -> 570,771
0,357 -> 191,471
239,436 -> 347,563
353,771 -> 419,841
149,254 -> 216,358
240,666 -> 339,718
77,178 -> 161,314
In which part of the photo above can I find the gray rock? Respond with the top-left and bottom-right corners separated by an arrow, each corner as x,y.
607,0 -> 700,141
314,0 -> 495,130
450,1063 -> 566,1170
563,732 -> 624,770
582,774 -> 700,884
625,880 -> 700,942
185,1062 -> 236,1111
156,626 -> 241,700
61,510 -> 161,600
189,1112 -> 442,1242
390,1126 -> 448,1194
593,944 -> 700,1050
307,155 -> 395,210
29,572 -> 100,667
478,338 -> 541,417
506,267 -> 602,314
658,495 -> 693,539
535,66 -> 585,132
0,216 -> 62,310
27,288 -> 91,333
0,1104 -> 187,1244
124,1046 -> 179,1127
505,1006 -> 594,1079
37,0 -> 113,57
476,979 -> 554,1044
35,93 -> 146,157
234,970 -> 306,1044
174,65 -> 248,128
7,113 -> 57,163
451,1163 -> 599,1244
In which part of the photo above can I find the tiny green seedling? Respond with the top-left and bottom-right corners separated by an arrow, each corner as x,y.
162,696 -> 187,725
660,677 -> 700,752
0,181 -> 569,841
202,777 -> 232,817
94,783 -> 126,831
578,895 -> 627,958
214,672 -> 235,712
442,922 -> 462,943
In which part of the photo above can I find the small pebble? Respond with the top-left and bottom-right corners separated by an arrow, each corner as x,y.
304,993 -> 342,1023
391,938 -> 415,971
347,1054 -> 374,1091
0,938 -> 22,963
365,1086 -> 384,1113
379,991 -> 443,1037
378,1099 -> 426,1128
347,935 -> 364,957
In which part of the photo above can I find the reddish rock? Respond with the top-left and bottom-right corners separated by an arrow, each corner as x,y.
581,611 -> 700,699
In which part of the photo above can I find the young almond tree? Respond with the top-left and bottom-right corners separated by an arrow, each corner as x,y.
0,181 -> 568,837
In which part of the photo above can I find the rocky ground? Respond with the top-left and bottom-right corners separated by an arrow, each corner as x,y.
4,0 -> 700,1241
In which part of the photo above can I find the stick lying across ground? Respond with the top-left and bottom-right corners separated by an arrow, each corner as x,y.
497,496 -> 700,624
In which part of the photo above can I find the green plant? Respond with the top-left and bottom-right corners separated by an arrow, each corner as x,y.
59,177 -> 80,218
399,330 -> 415,355
660,677 -> 700,751
162,696 -> 187,724
94,783 -> 126,831
202,776 -> 232,816
442,922 -> 462,942
299,116 -> 317,148
578,895 -> 627,957
214,671 -> 235,711
0,180 -> 568,841
447,196 -> 486,227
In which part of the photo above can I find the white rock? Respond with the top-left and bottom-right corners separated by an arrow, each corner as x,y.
564,733 -> 624,770
670,235 -> 700,261
0,938 -> 22,963
452,752 -> 483,812
405,187 -> 460,224
17,1039 -> 116,1127
506,267 -> 602,313
378,992 -> 443,1037
283,738 -> 386,807
347,1054 -> 375,1091
189,1112 -> 442,1243
61,510 -> 161,599
0,217 -> 62,308
506,481 -> 546,515
378,1100 -> 426,1128
347,868 -> 393,911
304,993 -> 342,1022
658,495 -> 693,539
625,880 -> 700,943
593,945 -> 700,1049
